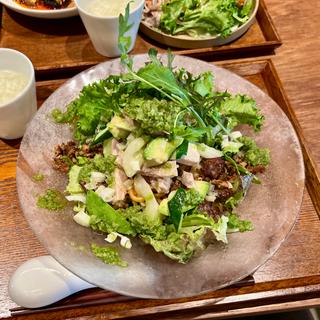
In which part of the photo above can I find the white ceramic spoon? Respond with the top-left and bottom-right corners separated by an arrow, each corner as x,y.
8,256 -> 96,308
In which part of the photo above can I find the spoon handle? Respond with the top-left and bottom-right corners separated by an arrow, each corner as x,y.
8,255 -> 96,308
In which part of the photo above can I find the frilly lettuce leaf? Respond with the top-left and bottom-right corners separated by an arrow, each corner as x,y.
217,94 -> 264,131
227,213 -> 253,232
142,227 -> 206,264
119,205 -> 166,240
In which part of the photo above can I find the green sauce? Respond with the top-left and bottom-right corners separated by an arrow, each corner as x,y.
124,98 -> 182,136
37,188 -> 67,211
91,244 -> 128,267
78,154 -> 116,185
239,136 -> 270,166
32,173 -> 45,182
245,148 -> 270,166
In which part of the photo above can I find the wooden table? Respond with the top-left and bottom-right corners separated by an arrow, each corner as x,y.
1,0 -> 320,319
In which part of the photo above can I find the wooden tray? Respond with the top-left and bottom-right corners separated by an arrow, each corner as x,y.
0,0 -> 281,76
1,58 -> 320,320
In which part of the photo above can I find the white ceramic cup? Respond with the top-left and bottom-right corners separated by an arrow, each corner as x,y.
75,0 -> 145,58
0,49 -> 37,140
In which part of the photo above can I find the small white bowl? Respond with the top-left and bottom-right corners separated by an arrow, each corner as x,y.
0,0 -> 78,19
0,48 -> 37,139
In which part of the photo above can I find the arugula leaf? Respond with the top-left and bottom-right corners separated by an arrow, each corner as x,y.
118,7 -> 186,104
118,2 -> 133,69
137,50 -> 191,106
172,126 -> 209,142
167,48 -> 174,70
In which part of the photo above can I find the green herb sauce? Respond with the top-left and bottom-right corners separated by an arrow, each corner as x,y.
32,173 -> 44,182
91,244 -> 128,267
37,189 -> 67,211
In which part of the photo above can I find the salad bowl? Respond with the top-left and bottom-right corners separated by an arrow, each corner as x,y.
16,55 -> 304,299
140,0 -> 259,49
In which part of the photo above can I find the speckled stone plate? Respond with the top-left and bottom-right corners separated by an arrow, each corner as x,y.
16,55 -> 305,299
140,0 -> 259,49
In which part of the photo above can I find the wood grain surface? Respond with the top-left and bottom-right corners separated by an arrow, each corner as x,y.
264,0 -> 320,175
0,0 -> 320,319
1,59 -> 320,320
0,0 -> 280,74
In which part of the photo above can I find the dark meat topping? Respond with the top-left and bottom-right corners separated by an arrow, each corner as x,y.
43,0 -> 70,8
171,178 -> 182,191
216,188 -> 234,201
248,165 -> 266,174
15,0 -> 71,9
178,164 -> 192,174
200,157 -> 225,180
198,201 -> 223,222
53,141 -> 103,173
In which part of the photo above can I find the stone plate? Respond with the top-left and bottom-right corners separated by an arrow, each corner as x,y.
16,55 -> 305,299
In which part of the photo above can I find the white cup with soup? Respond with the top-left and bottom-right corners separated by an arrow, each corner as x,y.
0,49 -> 37,139
75,0 -> 145,58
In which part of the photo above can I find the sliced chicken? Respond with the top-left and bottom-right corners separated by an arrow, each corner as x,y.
181,171 -> 195,189
141,161 -> 178,178
177,144 -> 201,166
143,0 -> 164,28
111,138 -> 123,156
113,168 -> 128,202
150,177 -> 172,194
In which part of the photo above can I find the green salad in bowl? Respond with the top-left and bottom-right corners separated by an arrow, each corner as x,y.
143,0 -> 255,38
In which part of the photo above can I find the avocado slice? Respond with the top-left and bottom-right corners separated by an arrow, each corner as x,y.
108,115 -> 136,139
197,143 -> 223,159
102,137 -> 113,157
158,198 -> 169,216
66,165 -> 83,194
134,174 -> 159,222
122,137 -> 146,178
144,137 -> 183,166
194,180 -> 210,198
158,190 -> 176,216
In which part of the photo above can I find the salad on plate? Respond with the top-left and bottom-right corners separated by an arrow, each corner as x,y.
39,5 -> 270,267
